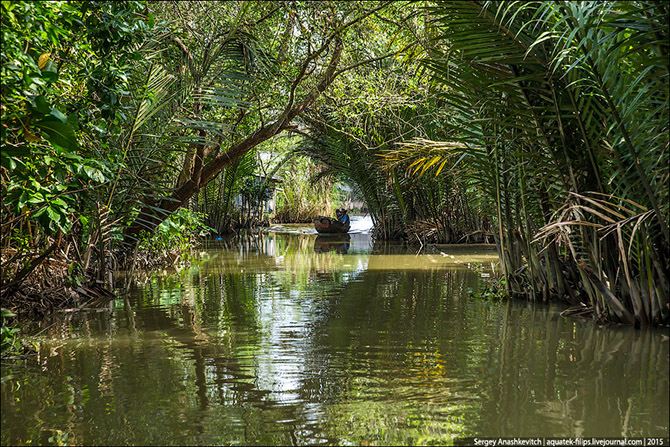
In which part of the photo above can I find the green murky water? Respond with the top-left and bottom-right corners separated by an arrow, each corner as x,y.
2,221 -> 669,445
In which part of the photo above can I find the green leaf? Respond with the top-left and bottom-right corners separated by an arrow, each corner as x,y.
83,165 -> 105,182
47,206 -> 61,223
28,193 -> 45,204
51,197 -> 67,207
67,113 -> 79,130
50,108 -> 67,123
42,71 -> 58,83
1,308 -> 16,318
33,207 -> 47,218
31,95 -> 51,114
0,151 -> 18,170
35,116 -> 78,150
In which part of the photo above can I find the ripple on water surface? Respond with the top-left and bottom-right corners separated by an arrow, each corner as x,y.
1,228 -> 668,446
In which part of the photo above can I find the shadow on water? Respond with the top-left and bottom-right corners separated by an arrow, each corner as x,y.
2,229 -> 668,445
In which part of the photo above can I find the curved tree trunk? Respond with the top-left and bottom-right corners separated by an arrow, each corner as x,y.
125,38 -> 344,238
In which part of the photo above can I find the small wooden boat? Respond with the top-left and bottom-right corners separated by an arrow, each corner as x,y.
313,216 -> 350,234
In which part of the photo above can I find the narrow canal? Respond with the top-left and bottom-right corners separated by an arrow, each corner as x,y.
2,217 -> 668,445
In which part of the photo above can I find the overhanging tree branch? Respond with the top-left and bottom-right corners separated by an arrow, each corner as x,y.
125,37 -> 345,236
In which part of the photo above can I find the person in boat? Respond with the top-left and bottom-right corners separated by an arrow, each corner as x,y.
338,209 -> 350,227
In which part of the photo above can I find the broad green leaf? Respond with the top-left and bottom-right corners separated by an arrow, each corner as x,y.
51,197 -> 67,207
46,206 -> 61,223
31,95 -> 51,114
35,116 -> 78,150
50,108 -> 67,123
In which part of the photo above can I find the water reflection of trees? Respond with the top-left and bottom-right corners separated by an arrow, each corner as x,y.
475,304 -> 670,437
3,253 -> 668,445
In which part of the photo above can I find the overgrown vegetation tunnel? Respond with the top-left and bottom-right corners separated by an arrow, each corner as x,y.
1,1 -> 668,328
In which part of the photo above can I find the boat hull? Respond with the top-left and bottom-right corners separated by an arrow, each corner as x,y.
313,216 -> 350,234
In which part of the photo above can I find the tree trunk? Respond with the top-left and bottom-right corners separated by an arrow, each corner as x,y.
125,38 -> 343,238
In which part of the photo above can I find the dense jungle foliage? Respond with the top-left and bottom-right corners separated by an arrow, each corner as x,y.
1,1 -> 668,328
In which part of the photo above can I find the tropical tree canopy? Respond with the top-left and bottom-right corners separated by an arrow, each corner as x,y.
1,1 -> 667,326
